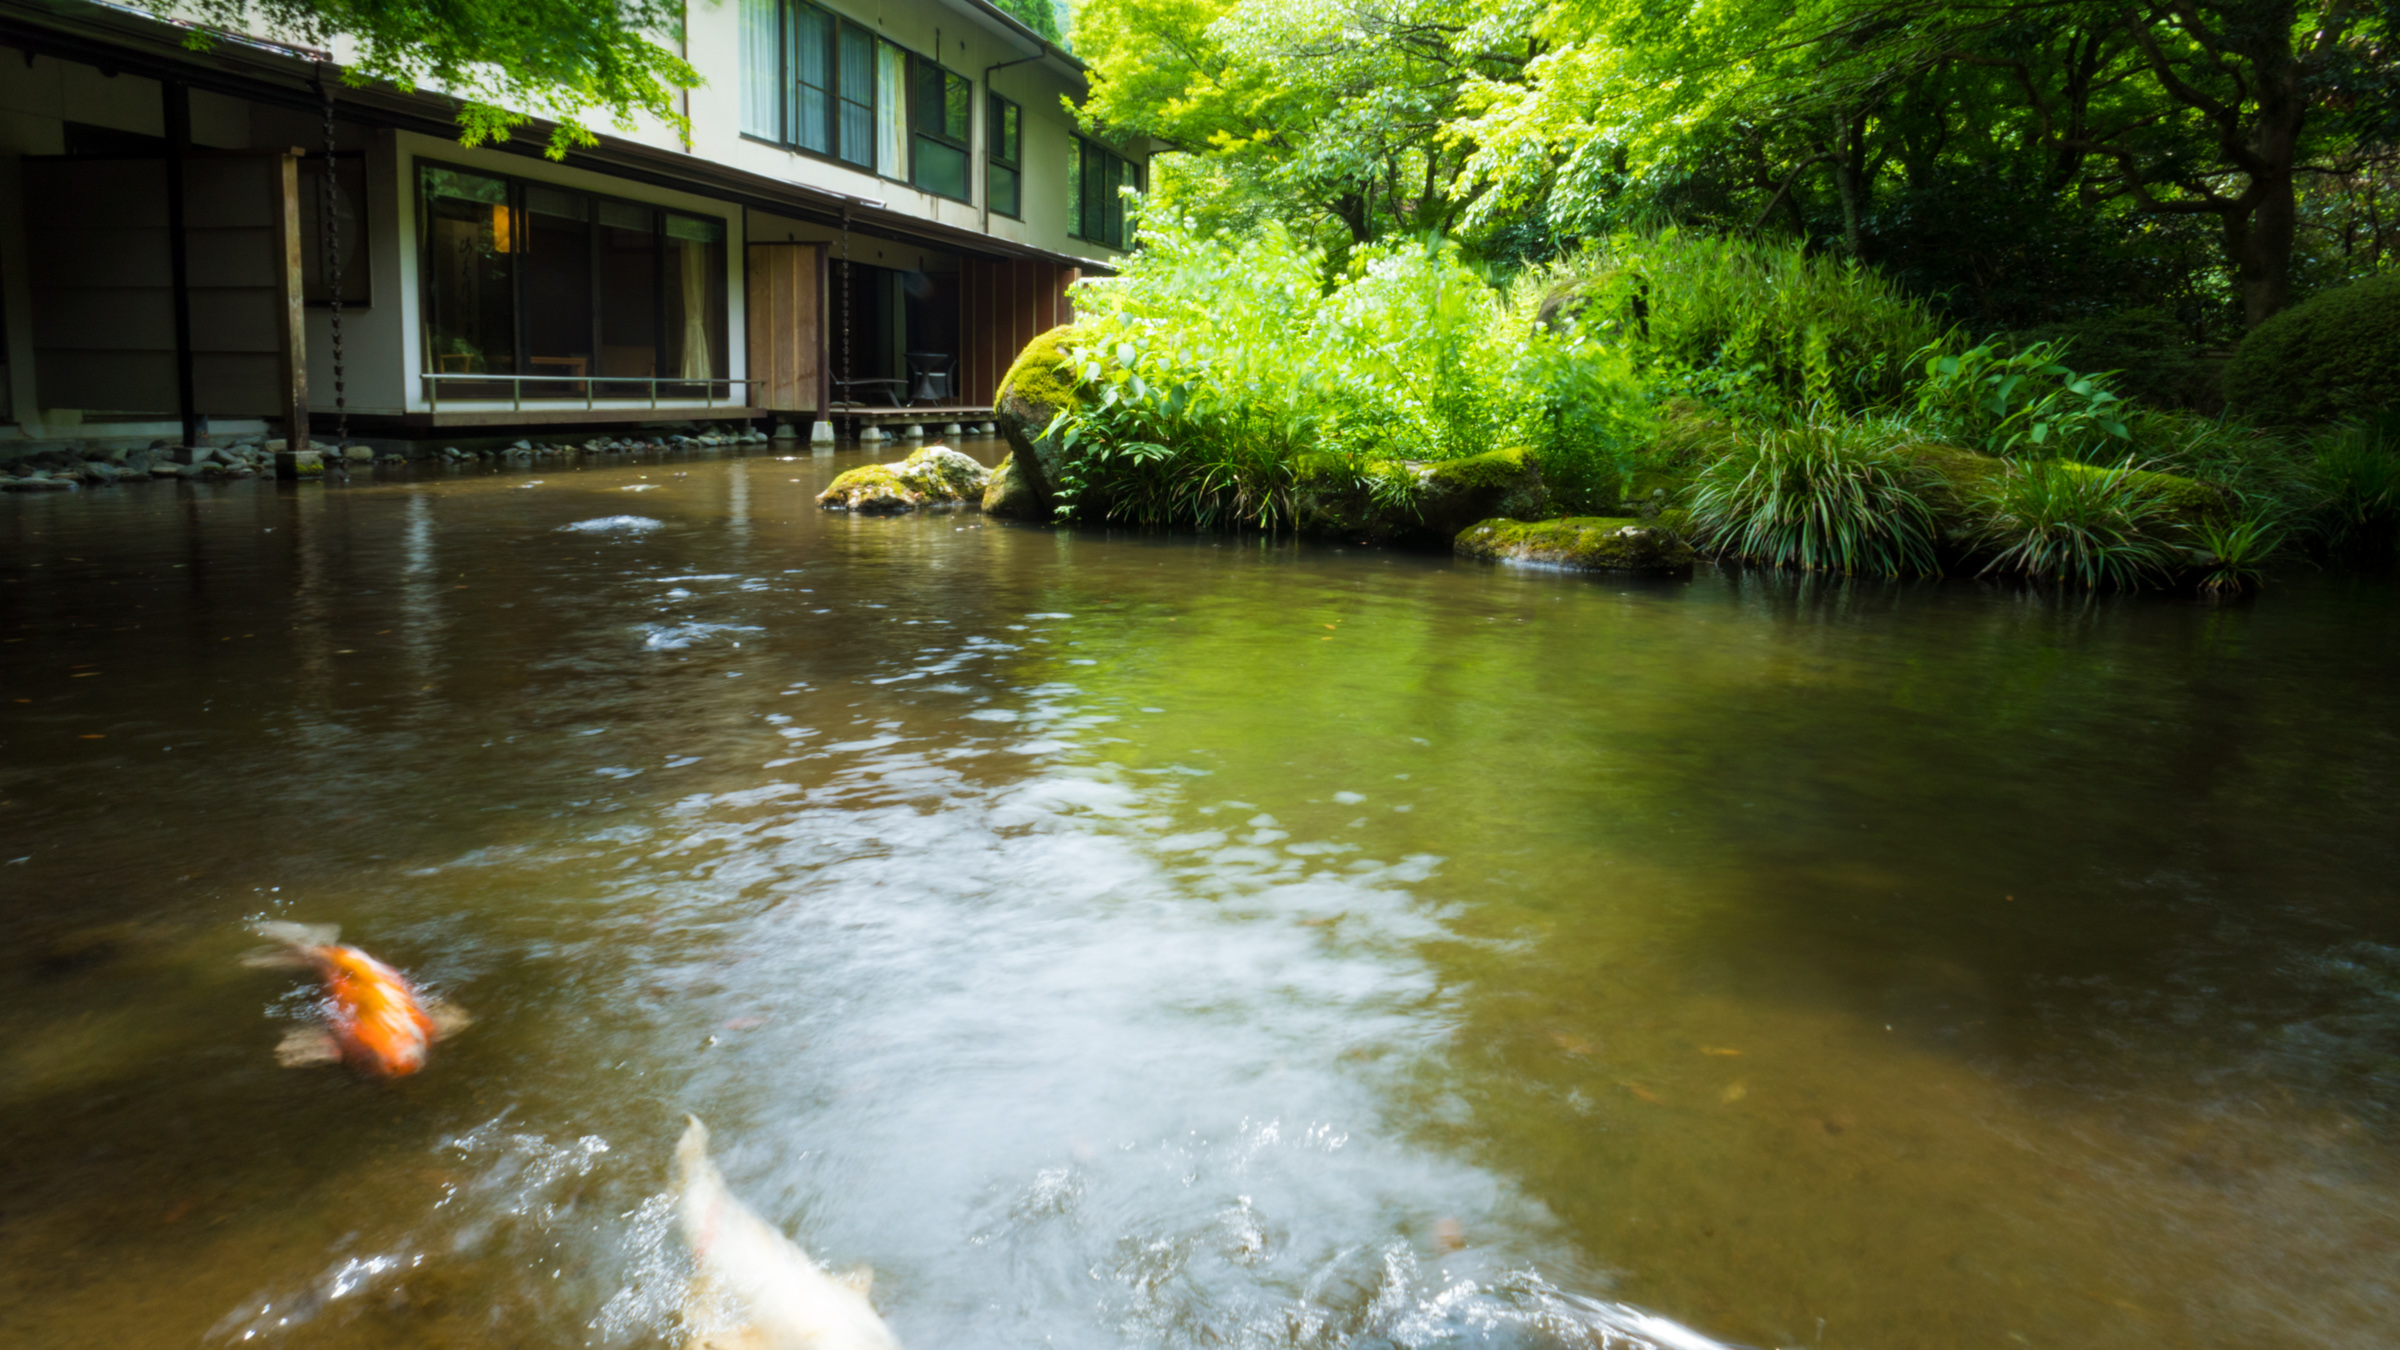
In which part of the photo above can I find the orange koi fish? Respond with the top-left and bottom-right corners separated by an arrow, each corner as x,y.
245,922 -> 468,1076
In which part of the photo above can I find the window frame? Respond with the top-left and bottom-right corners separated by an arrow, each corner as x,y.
742,0 -> 973,197
986,93 -> 1022,220
413,160 -> 731,395
1069,137 -> 1144,250
908,54 -> 973,203
740,0 -> 884,175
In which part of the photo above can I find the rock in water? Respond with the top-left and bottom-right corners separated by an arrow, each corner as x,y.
980,451 -> 1045,520
991,326 -> 1085,516
1455,517 -> 1697,576
1298,447 -> 1554,546
819,445 -> 992,513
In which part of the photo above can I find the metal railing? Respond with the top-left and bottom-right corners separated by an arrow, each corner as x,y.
420,373 -> 763,413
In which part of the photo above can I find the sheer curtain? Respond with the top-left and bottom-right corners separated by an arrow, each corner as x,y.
679,239 -> 710,380
875,42 -> 906,178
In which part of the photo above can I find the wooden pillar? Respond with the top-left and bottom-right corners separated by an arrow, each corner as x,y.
162,81 -> 197,448
270,149 -> 308,451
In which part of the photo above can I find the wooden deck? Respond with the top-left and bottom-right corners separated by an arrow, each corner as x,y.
826,405 -> 996,425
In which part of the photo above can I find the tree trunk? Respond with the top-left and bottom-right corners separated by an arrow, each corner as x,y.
2226,171 -> 2296,327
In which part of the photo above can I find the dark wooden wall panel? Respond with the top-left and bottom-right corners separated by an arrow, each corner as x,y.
958,259 -> 1079,408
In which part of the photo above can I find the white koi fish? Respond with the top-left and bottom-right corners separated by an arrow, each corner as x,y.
672,1116 -> 903,1350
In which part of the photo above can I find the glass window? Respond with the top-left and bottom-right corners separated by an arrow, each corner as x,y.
523,186 -> 592,391
421,167 -> 516,379
666,215 -> 728,383
792,4 -> 834,155
837,23 -> 875,168
739,0 -> 780,141
911,58 -> 971,201
416,164 -> 730,401
1071,139 -> 1143,249
988,95 -> 1021,218
875,41 -> 907,180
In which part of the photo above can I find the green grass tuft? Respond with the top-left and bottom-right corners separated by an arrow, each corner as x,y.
1975,458 -> 2184,589
1682,417 -> 1942,577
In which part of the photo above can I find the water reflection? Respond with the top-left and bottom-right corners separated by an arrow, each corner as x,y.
1,446 -> 2394,1350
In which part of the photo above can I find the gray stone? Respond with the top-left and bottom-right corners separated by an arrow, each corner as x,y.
342,445 -> 374,463
810,420 -> 836,444
981,451 -> 1045,520
275,449 -> 325,480
0,474 -> 73,491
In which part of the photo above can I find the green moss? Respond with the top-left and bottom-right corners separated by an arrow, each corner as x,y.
2050,458 -> 2226,522
1421,446 -> 1536,493
995,325 -> 1089,415
898,445 -> 991,500
817,463 -> 925,513
2224,274 -> 2400,424
1455,516 -> 1696,575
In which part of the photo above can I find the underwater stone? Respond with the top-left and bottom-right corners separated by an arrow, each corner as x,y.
1455,516 -> 1697,576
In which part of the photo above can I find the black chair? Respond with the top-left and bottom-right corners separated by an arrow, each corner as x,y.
905,351 -> 956,405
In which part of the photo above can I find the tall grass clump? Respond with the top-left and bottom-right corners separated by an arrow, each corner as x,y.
1682,416 -> 1942,576
1976,459 -> 2184,589
2189,514 -> 2285,599
1535,231 -> 1948,413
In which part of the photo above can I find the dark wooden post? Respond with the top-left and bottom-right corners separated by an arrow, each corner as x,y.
270,149 -> 308,452
162,81 -> 197,448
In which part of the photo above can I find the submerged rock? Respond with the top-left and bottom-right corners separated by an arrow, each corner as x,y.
1300,446 -> 1554,546
1456,516 -> 1697,575
818,445 -> 992,513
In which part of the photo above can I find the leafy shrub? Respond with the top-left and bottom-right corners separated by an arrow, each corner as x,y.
2012,308 -> 2222,411
2223,274 -> 2400,424
2308,417 -> 2400,550
1536,231 -> 1948,413
1909,340 -> 2133,458
1048,212 -> 1651,527
1976,459 -> 2185,589
1682,416 -> 1942,576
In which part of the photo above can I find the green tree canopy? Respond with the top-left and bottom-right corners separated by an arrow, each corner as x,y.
170,0 -> 701,157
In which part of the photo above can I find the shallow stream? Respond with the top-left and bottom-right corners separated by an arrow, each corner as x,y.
2,441 -> 2396,1349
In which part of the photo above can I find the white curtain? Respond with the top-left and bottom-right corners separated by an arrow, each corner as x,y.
679,240 -> 710,380
876,42 -> 906,177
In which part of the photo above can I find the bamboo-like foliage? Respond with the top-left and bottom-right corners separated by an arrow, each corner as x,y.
1682,417 -> 1942,576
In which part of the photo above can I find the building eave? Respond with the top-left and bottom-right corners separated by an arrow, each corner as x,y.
0,0 -> 1114,273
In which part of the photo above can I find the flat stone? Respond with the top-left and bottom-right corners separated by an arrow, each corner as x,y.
1455,516 -> 1696,575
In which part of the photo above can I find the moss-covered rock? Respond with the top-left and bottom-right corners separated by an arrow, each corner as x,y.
991,326 -> 1089,517
981,450 -> 1044,520
897,445 -> 990,499
1455,517 -> 1697,575
817,463 -> 926,513
818,445 -> 992,513
2223,273 -> 2400,424
1298,446 -> 1552,546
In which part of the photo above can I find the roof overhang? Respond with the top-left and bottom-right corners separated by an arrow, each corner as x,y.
0,0 -> 1114,273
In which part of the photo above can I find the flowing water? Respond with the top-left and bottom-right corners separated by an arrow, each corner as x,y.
2,442 -> 2396,1350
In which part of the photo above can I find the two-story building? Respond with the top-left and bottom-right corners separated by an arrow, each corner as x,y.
0,0 -> 1146,450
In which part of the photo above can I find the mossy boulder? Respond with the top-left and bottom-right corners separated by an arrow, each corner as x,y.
1455,517 -> 1697,575
2223,274 -> 2400,424
991,326 -> 1090,517
981,450 -> 1045,520
819,445 -> 991,513
1298,446 -> 1552,546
